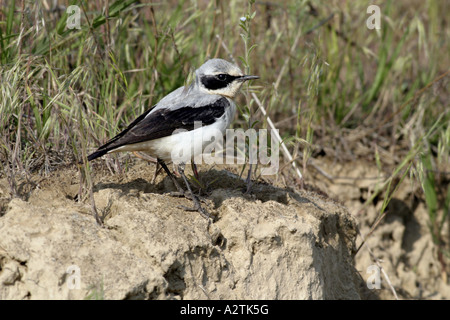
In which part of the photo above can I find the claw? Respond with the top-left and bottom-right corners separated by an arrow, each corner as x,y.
156,159 -> 210,220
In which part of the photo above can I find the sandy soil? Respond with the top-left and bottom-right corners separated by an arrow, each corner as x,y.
309,158 -> 450,299
0,157 -> 449,299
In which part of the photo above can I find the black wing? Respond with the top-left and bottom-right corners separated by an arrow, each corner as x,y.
88,97 -> 228,161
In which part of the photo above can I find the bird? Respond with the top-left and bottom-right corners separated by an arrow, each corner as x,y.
87,58 -> 259,218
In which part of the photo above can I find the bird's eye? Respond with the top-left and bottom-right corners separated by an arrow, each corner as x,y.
217,74 -> 227,81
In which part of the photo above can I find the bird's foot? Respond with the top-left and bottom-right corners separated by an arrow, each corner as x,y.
177,197 -> 210,220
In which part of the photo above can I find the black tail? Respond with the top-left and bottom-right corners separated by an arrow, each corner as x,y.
87,149 -> 109,161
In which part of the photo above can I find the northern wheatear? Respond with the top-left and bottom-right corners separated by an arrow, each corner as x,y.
88,58 -> 259,218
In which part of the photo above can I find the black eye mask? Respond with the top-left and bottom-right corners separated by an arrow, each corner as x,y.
201,74 -> 240,90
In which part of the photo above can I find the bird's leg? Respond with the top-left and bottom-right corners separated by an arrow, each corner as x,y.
151,160 -> 162,184
157,158 -> 185,195
177,163 -> 210,219
191,161 -> 199,181
245,163 -> 253,194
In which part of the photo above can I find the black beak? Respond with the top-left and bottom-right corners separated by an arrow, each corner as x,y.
239,75 -> 260,81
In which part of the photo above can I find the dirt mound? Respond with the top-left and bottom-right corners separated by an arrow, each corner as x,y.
0,163 -> 365,299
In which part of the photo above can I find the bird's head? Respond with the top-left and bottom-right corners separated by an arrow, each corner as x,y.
195,59 -> 259,98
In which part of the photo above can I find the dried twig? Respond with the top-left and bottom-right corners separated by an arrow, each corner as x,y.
357,226 -> 399,300
252,93 -> 303,182
355,211 -> 388,255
